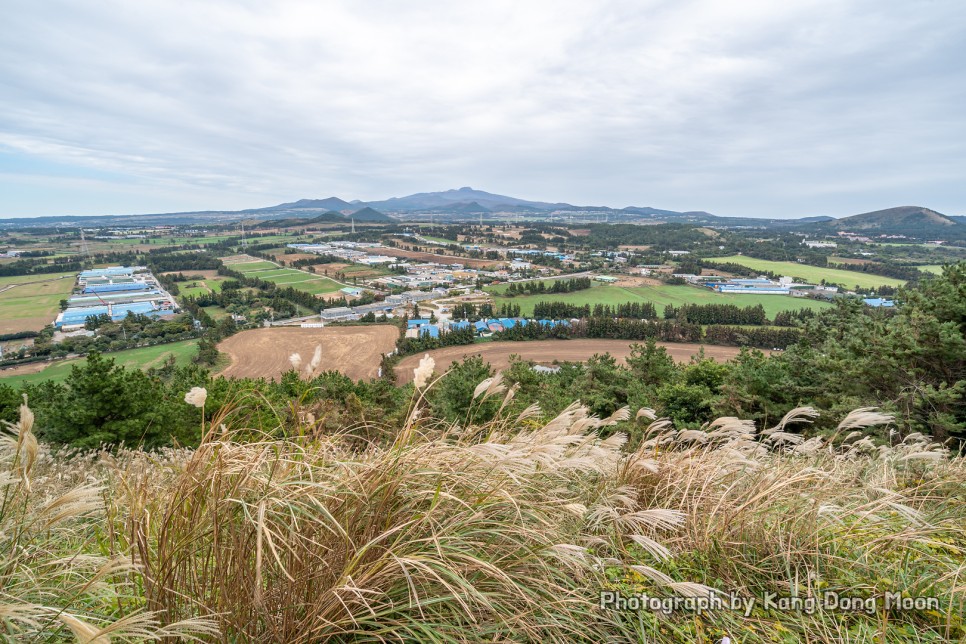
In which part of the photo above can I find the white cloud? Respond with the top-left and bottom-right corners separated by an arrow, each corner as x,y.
0,0 -> 964,216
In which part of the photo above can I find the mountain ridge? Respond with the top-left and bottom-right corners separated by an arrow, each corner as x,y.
0,188 -> 959,240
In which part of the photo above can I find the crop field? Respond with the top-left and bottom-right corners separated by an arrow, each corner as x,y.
225,257 -> 344,295
0,272 -> 76,334
709,255 -> 906,288
0,339 -> 200,387
216,325 -> 399,381
394,339 -> 749,383
486,282 -> 832,318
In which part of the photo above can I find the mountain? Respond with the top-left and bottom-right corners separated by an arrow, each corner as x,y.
365,187 -> 572,212
349,207 -> 393,222
253,197 -> 354,212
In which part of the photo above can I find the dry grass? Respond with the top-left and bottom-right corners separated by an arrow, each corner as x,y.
1,379 -> 964,642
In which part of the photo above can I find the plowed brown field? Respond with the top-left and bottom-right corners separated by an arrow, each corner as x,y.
217,325 -> 399,381
395,340 -> 750,383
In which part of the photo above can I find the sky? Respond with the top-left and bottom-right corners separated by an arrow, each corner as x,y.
1,0 -> 964,219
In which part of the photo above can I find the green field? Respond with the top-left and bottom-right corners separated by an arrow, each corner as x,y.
202,305 -> 231,319
487,282 -> 832,318
0,272 -> 76,333
231,261 -> 343,295
0,339 -> 200,388
226,260 -> 277,271
919,264 -> 947,275
709,256 -> 905,289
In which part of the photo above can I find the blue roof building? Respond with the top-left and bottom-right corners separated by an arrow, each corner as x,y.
863,298 -> 895,308
419,325 -> 441,338
83,282 -> 151,294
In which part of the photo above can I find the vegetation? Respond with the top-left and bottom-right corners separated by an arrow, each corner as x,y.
487,282 -> 833,318
1,367 -> 963,641
709,255 -> 906,289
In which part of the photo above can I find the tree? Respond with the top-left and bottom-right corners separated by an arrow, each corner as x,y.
32,352 -> 199,449
428,357 -> 496,422
194,337 -> 220,366
626,340 -> 677,388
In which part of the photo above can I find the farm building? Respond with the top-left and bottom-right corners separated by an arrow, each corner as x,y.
708,278 -> 791,295
55,266 -> 177,330
55,301 -> 176,329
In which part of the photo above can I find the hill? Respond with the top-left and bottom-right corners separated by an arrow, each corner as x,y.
257,197 -> 354,212
308,210 -> 349,223
349,206 -> 393,222
829,206 -> 957,230
813,206 -> 962,240
253,210 -> 348,228
423,201 -> 492,214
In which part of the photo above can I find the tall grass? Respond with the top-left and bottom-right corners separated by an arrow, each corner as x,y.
2,380 -> 964,642
0,397 -> 215,641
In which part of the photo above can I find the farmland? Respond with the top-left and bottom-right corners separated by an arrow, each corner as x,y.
0,272 -> 76,334
223,256 -> 344,295
217,325 -> 399,381
486,282 -> 832,318
709,255 -> 906,288
394,339 -> 749,383
0,339 -> 200,387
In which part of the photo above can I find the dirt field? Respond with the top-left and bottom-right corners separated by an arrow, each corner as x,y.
395,340 -> 752,383
614,276 -> 663,287
217,325 -> 399,381
0,361 -> 49,379
375,247 -> 501,269
310,262 -> 386,279
269,252 -> 319,263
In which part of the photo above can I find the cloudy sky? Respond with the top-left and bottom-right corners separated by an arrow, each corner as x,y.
1,0 -> 964,218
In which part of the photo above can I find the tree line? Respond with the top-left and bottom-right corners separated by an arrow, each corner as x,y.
501,277 -> 591,297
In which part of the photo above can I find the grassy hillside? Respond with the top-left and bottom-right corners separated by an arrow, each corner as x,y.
487,282 -> 832,318
711,255 -> 906,288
